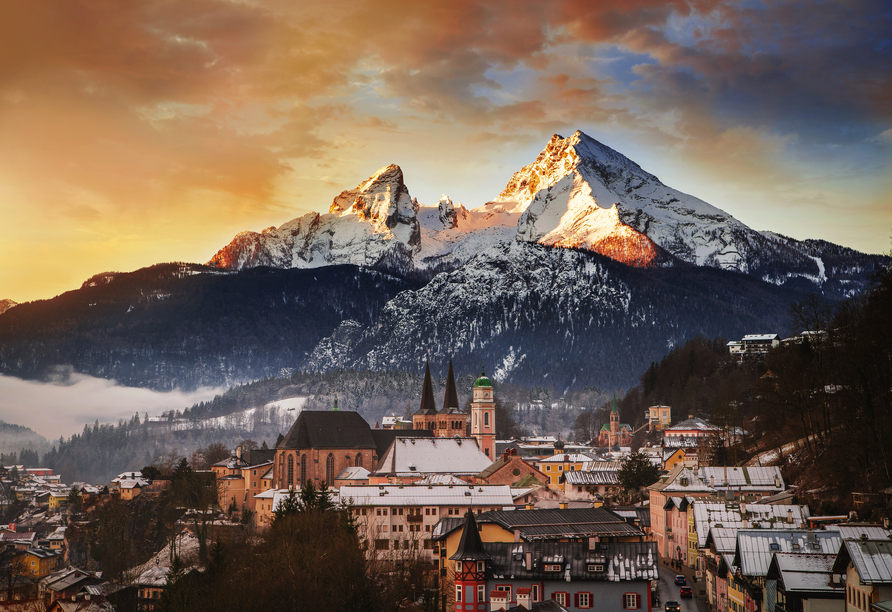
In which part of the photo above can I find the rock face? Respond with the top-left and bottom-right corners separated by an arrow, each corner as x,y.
0,299 -> 17,316
208,130 -> 881,298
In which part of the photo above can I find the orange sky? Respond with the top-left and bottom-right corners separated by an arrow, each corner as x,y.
1,0 -> 890,303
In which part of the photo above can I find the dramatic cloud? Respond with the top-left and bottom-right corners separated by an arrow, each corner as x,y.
0,0 -> 889,301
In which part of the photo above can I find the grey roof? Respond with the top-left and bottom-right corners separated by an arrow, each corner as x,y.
693,503 -> 810,547
706,527 -> 741,554
664,418 -> 720,432
826,525 -> 892,541
770,553 -> 843,594
872,601 -> 892,612
339,484 -> 513,508
612,507 -> 651,529
735,529 -> 842,577
278,410 -> 376,450
335,466 -> 370,480
508,601 -> 569,612
484,541 -> 658,582
698,466 -> 784,491
563,471 -> 619,485
840,539 -> 892,584
373,437 -> 492,476
480,507 -> 645,541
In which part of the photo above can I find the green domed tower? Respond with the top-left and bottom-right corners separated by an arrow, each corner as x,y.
471,365 -> 495,459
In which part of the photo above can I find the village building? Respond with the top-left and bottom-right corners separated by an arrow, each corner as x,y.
369,436 -> 493,484
646,406 -> 672,431
472,448 -> 548,488
767,553 -> 845,612
561,461 -> 622,500
449,510 -> 657,612
833,538 -> 892,612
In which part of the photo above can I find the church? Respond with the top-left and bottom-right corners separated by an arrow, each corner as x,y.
412,360 -> 496,458
597,396 -> 632,448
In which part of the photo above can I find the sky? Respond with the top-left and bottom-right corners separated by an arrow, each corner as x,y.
1,0 -> 890,303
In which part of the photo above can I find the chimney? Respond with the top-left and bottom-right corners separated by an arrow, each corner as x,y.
236,446 -> 242,459
517,588 -> 532,610
559,502 -> 568,510
775,475 -> 780,488
787,509 -> 793,523
525,503 -> 534,511
490,592 -> 508,612
588,536 -> 598,551
514,529 -> 520,543
710,475 -> 715,487
525,552 -> 532,571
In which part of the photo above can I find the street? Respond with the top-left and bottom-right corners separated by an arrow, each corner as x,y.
656,564 -> 706,612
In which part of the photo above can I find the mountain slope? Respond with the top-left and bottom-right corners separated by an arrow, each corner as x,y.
0,263 -> 419,390
305,241 -> 809,391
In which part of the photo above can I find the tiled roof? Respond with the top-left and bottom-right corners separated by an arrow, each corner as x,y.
278,410 -> 376,450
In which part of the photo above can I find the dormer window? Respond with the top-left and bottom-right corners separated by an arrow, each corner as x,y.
544,564 -> 562,572
588,564 -> 605,572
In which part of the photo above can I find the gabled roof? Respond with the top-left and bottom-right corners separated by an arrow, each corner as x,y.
370,429 -> 433,458
373,437 -> 492,476
416,362 -> 438,416
735,529 -> 842,577
769,553 -> 843,594
693,502 -> 810,547
698,466 -> 784,491
478,507 -> 645,540
277,410 -> 376,450
664,418 -> 720,432
563,471 -> 619,486
837,539 -> 892,584
826,525 -> 892,541
335,466 -> 370,481
482,541 -> 657,582
450,511 -> 491,561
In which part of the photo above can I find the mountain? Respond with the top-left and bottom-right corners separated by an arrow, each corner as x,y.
209,131 -> 884,299
305,241 -> 810,391
0,263 -> 419,390
0,299 -> 16,316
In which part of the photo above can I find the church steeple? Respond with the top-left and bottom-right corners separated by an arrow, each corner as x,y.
416,362 -> 438,416
441,359 -> 459,414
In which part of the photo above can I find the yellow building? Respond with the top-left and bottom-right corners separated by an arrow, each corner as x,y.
23,548 -> 61,578
647,406 -> 671,431
47,492 -> 67,513
534,452 -> 592,488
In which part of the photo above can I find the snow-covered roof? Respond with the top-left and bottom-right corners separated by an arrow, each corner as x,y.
698,466 -> 784,491
335,466 -> 370,481
842,539 -> 892,584
662,467 -> 713,494
538,453 -> 597,463
771,553 -> 842,593
742,334 -> 779,341
373,437 -> 492,476
564,471 -> 619,485
413,474 -> 468,485
707,527 -> 740,554
693,503 -> 811,547
826,525 -> 892,541
338,484 -> 514,507
110,471 -> 143,483
735,529 -> 841,577
664,418 -> 720,432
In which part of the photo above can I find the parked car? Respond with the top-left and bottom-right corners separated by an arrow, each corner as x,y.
665,601 -> 681,612
675,575 -> 686,585
680,586 -> 693,598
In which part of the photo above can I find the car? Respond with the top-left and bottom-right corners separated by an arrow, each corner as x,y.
665,600 -> 680,612
674,575 -> 686,585
680,586 -> 693,598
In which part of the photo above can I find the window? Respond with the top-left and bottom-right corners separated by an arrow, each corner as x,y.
496,586 -> 512,600
484,412 -> 489,427
531,585 -> 539,602
624,593 -> 641,609
355,453 -> 363,468
325,453 -> 335,486
578,592 -> 591,609
375,539 -> 389,550
544,564 -> 562,572
456,586 -> 462,603
477,585 -> 485,602
287,455 -> 294,487
425,525 -> 430,532
376,508 -> 382,516
553,592 -> 567,606
300,454 -> 307,485
587,564 -> 604,572
477,561 -> 485,572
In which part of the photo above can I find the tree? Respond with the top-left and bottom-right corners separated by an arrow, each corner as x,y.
0,548 -> 27,601
141,465 -> 162,481
170,459 -> 219,564
618,451 -> 661,493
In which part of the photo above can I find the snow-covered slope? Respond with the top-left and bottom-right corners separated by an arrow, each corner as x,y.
208,130 -> 878,296
0,299 -> 17,316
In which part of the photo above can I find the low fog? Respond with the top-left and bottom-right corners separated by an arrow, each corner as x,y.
0,370 -> 225,441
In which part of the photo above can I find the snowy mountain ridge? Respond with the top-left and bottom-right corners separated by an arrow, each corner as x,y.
208,130 -> 873,297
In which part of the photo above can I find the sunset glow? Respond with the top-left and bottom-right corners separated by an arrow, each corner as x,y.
1,0 -> 889,302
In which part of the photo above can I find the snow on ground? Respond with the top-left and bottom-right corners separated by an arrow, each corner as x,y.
167,397 -> 307,432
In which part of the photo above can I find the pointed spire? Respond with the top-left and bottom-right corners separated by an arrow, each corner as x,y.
441,359 -> 459,413
612,392 -> 619,414
417,362 -> 438,415
333,392 -> 339,412
449,510 -> 491,561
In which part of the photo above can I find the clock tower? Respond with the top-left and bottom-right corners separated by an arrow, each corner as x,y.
470,366 -> 496,459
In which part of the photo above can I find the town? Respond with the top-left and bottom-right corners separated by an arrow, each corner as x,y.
0,350 -> 889,612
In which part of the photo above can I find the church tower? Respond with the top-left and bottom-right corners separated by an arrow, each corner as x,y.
450,511 -> 490,612
470,366 -> 495,458
609,393 -> 619,446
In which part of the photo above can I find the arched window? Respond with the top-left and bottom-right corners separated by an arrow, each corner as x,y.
484,412 -> 490,427
326,453 -> 335,486
300,454 -> 307,486
355,453 -> 363,468
287,455 -> 294,488
473,413 -> 477,427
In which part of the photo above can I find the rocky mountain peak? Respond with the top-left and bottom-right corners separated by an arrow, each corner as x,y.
0,299 -> 17,316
